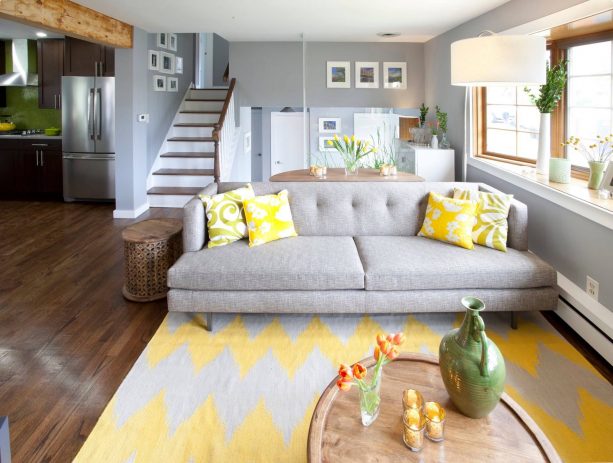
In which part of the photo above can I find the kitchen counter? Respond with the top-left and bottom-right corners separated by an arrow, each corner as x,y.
0,134 -> 62,140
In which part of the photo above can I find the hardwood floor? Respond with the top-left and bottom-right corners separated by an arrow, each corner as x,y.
0,201 -> 180,462
0,200 -> 610,462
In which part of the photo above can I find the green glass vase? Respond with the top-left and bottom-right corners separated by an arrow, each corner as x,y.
588,161 -> 607,190
439,297 -> 506,418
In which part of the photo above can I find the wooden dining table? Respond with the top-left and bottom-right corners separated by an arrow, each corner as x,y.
270,168 -> 424,182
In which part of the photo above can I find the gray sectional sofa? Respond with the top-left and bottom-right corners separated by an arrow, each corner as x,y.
167,181 -> 558,330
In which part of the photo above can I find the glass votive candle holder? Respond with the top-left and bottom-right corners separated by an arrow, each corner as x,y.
314,166 -> 325,178
380,164 -> 391,176
402,408 -> 426,452
309,165 -> 317,176
425,401 -> 446,442
402,389 -> 424,412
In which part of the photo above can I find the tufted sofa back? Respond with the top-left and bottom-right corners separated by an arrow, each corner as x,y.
218,182 -> 480,237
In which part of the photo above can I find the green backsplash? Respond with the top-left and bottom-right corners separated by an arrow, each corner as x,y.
1,40 -> 61,130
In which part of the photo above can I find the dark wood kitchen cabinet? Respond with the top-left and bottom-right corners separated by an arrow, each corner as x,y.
0,139 -> 63,198
38,39 -> 65,109
64,36 -> 115,77
0,40 -> 6,107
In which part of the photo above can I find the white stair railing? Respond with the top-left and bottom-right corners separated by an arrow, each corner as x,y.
213,78 -> 237,182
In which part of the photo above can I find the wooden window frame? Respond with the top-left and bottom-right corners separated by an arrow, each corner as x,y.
474,29 -> 613,181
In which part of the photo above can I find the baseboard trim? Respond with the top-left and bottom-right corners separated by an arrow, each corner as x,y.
113,203 -> 149,219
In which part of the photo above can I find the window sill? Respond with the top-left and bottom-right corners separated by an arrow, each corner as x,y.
468,156 -> 613,231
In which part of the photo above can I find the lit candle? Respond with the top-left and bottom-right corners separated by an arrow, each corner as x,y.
402,389 -> 424,412
380,164 -> 391,176
402,408 -> 425,452
309,165 -> 317,175
425,401 -> 446,442
315,166 -> 324,178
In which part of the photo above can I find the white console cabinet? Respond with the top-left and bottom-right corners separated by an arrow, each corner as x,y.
397,142 -> 455,181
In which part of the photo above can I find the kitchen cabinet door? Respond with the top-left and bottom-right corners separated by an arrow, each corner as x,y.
64,37 -> 114,77
102,46 -> 115,76
14,149 -> 39,195
39,150 -> 63,195
0,152 -> 15,194
38,39 -> 65,109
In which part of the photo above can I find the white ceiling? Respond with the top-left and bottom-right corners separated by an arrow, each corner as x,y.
72,0 -> 511,42
0,18 -> 64,40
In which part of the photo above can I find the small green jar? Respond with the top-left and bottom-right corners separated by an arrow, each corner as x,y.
439,297 -> 506,418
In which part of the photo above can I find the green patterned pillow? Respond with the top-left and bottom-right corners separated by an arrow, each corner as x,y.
453,188 -> 513,252
199,184 -> 255,248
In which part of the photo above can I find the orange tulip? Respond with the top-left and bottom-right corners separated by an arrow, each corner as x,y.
379,340 -> 392,356
388,347 -> 399,360
352,363 -> 367,380
336,378 -> 352,391
374,345 -> 381,361
392,332 -> 406,346
338,363 -> 352,379
376,333 -> 386,346
386,334 -> 394,343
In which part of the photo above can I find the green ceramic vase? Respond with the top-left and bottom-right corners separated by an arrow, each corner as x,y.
588,161 -> 607,190
439,297 -> 506,418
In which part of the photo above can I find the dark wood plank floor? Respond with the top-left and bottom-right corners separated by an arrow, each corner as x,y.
0,201 -> 180,462
0,200 -> 610,462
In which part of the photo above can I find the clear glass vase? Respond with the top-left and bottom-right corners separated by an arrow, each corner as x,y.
344,164 -> 359,176
440,132 -> 450,149
358,368 -> 382,426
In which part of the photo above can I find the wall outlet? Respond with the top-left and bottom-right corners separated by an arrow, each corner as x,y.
137,114 -> 150,123
586,276 -> 599,301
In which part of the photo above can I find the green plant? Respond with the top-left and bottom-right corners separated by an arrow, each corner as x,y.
435,105 -> 448,133
524,60 -> 568,113
419,103 -> 429,127
328,134 -> 376,170
369,126 -> 398,167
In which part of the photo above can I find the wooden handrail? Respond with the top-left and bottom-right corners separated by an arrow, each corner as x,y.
212,77 -> 236,183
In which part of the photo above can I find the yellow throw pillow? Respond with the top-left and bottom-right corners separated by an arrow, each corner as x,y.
243,190 -> 298,247
453,188 -> 513,252
418,192 -> 477,250
199,184 -> 255,248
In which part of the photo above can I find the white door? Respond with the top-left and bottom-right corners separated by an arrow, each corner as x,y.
270,112 -> 305,176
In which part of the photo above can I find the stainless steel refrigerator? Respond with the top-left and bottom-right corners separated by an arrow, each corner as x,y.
62,76 -> 115,201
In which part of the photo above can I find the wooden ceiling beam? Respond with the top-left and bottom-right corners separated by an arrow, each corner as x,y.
0,0 -> 133,48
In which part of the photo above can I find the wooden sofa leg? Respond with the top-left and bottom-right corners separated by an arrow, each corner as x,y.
205,313 -> 213,332
511,311 -> 518,330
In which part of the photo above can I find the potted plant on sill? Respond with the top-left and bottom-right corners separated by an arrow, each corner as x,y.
523,60 -> 568,177
562,135 -> 613,189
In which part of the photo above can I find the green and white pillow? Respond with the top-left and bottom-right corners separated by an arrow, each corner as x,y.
199,184 -> 255,248
453,188 -> 513,252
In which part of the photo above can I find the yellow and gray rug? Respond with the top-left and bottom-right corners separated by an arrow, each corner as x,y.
75,311 -> 613,463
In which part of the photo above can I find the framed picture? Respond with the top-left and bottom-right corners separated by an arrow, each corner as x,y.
148,50 -> 159,71
153,75 -> 166,91
383,62 -> 407,89
175,56 -> 183,74
355,62 -> 379,88
326,61 -> 350,88
601,161 -> 613,194
168,33 -> 178,52
318,117 -> 341,133
160,51 -> 175,74
156,33 -> 168,49
319,136 -> 337,152
168,77 -> 178,92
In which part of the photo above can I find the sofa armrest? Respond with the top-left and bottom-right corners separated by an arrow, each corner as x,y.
183,182 -> 218,252
479,183 -> 528,251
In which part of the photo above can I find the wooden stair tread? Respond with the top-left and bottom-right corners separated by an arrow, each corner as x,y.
185,98 -> 225,102
160,151 -> 215,158
180,111 -> 222,114
191,87 -> 229,90
167,137 -> 215,142
147,187 -> 203,195
173,123 -> 217,127
153,168 -> 214,176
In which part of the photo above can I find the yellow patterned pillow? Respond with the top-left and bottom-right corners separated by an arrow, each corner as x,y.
453,188 -> 513,252
418,192 -> 477,249
243,190 -> 298,247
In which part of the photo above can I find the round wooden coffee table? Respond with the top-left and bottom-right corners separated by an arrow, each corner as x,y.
308,353 -> 561,463
122,219 -> 182,302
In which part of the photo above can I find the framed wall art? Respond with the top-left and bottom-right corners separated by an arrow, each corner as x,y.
168,33 -> 178,52
326,61 -> 350,88
319,136 -> 337,152
148,50 -> 159,71
355,62 -> 379,89
160,51 -> 175,74
153,75 -> 166,91
318,117 -> 341,133
383,62 -> 407,89
168,77 -> 179,92
156,33 -> 168,49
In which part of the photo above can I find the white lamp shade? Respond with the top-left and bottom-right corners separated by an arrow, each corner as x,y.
451,35 -> 546,86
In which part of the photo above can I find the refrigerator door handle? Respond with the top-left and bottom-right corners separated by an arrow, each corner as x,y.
88,88 -> 95,140
96,88 -> 102,140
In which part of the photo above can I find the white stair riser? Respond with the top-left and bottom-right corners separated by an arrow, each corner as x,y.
189,89 -> 228,99
152,174 -> 214,187
177,113 -> 220,124
183,100 -> 224,112
166,141 -> 215,152
160,157 -> 214,169
148,194 -> 195,208
171,126 -> 215,138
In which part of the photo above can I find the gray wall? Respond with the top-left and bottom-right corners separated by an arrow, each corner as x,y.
230,41 -> 425,108
146,33 -> 195,169
213,33 -> 229,86
305,42 -> 424,108
230,42 -> 303,107
423,0 -> 612,312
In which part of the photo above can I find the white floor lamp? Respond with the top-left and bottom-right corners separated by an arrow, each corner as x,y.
450,32 -> 546,181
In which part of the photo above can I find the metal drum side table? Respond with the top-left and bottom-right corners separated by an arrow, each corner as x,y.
122,219 -> 183,302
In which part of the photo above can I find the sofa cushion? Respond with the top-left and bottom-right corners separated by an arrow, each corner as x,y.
168,236 -> 365,291
354,236 -> 556,291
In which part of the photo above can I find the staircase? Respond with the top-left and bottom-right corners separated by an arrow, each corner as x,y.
147,78 -> 236,208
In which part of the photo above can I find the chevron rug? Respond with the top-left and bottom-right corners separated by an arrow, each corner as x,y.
74,311 -> 613,463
